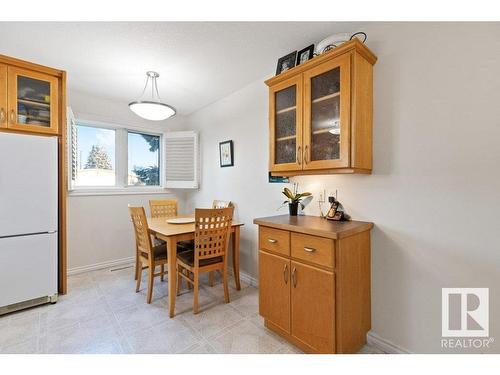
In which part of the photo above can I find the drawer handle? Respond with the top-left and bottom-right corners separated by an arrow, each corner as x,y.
267,238 -> 277,244
303,247 -> 316,253
283,263 -> 288,284
292,267 -> 297,288
10,109 -> 15,124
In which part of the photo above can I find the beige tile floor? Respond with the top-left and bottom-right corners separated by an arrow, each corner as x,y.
0,266 -> 385,354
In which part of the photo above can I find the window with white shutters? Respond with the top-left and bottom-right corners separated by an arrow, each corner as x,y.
164,131 -> 199,189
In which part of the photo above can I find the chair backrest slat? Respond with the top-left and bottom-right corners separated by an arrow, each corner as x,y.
149,199 -> 178,218
129,206 -> 153,256
195,207 -> 234,265
212,200 -> 233,209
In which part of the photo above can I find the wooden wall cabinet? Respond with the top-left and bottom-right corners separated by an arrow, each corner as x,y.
254,215 -> 373,354
266,39 -> 377,176
0,62 -> 59,134
0,54 -> 67,294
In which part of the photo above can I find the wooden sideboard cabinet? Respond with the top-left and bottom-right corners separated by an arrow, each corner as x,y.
253,215 -> 373,354
265,39 -> 377,176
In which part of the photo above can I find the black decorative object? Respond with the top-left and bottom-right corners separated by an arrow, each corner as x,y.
276,51 -> 297,75
296,44 -> 315,66
219,140 -> 234,167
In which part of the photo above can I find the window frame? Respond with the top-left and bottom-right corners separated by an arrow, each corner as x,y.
68,118 -> 166,196
126,130 -> 162,188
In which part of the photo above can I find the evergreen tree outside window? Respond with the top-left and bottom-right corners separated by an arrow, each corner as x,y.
74,125 -> 116,186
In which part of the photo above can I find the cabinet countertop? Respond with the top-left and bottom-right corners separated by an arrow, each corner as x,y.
253,215 -> 373,240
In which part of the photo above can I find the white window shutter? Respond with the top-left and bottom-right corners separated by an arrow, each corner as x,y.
164,131 -> 199,189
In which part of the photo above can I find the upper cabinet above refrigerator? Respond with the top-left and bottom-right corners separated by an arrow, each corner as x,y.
266,39 -> 377,176
0,59 -> 62,135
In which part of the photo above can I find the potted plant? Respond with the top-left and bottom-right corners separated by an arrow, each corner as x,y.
282,183 -> 312,216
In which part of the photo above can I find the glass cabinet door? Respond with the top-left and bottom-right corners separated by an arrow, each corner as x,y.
269,76 -> 303,172
7,67 -> 59,134
0,64 -> 6,128
303,54 -> 350,169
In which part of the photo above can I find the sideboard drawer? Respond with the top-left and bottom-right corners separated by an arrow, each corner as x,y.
259,227 -> 290,256
291,232 -> 334,268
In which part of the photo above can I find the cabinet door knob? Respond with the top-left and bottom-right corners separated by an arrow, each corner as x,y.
292,267 -> 297,288
9,109 -> 15,124
283,263 -> 288,284
267,238 -> 277,244
0,108 -> 5,124
304,145 -> 309,164
297,146 -> 302,165
304,247 -> 316,253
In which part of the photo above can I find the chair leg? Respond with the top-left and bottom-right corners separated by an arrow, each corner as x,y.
193,270 -> 199,314
134,253 -> 139,281
223,263 -> 230,304
135,260 -> 143,292
161,264 -> 165,282
177,266 -> 182,296
208,271 -> 215,287
147,266 -> 154,304
186,270 -> 193,290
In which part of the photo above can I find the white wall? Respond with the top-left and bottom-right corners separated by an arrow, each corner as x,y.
67,91 -> 187,272
182,23 -> 500,353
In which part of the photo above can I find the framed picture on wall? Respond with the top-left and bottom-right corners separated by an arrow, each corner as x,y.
219,140 -> 234,167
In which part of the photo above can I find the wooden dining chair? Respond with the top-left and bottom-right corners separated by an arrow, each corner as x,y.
149,199 -> 178,218
176,207 -> 234,314
132,200 -> 176,281
207,200 -> 233,286
129,206 -> 168,304
146,198 -> 194,287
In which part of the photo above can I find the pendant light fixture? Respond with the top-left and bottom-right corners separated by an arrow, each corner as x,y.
129,71 -> 176,121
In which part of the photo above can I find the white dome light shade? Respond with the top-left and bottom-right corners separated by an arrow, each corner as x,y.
129,101 -> 176,121
129,71 -> 176,121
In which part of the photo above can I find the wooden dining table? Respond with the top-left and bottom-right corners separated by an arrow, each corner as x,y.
148,215 -> 244,317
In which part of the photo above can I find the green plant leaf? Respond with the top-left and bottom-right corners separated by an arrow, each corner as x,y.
283,187 -> 294,200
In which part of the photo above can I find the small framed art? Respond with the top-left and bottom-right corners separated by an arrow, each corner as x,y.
219,140 -> 234,167
276,51 -> 297,75
296,44 -> 314,65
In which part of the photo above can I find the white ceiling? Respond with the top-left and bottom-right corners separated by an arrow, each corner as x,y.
0,22 -> 362,115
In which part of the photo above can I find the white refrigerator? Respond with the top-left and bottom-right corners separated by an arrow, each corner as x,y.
0,132 -> 58,314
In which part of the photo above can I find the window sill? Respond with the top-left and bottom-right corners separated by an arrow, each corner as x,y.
68,187 -> 173,197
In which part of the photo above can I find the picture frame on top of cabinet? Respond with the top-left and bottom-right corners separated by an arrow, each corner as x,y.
296,44 -> 315,66
276,51 -> 297,75
219,140 -> 234,167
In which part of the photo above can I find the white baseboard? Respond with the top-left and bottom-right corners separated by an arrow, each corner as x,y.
67,256 -> 135,276
68,258 -> 259,287
229,268 -> 258,287
367,331 -> 412,354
